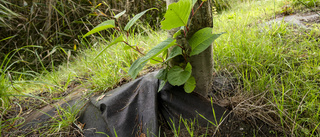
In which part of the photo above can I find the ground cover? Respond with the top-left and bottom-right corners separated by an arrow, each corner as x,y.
1,0 -> 320,136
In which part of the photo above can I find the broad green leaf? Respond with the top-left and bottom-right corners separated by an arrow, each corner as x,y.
156,69 -> 168,80
158,80 -> 167,92
83,20 -> 115,38
144,38 -> 176,60
161,0 -> 192,30
114,10 -> 126,19
165,46 -> 182,62
128,38 -> 176,78
184,76 -> 196,93
124,8 -> 156,31
128,57 -> 148,79
150,57 -> 163,64
188,27 -> 224,56
142,38 -> 176,62
167,63 -> 192,86
94,35 -> 124,60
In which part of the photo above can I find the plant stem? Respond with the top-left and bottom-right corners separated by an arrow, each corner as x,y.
176,44 -> 184,50
188,1 -> 205,29
122,41 -> 162,63
122,41 -> 145,55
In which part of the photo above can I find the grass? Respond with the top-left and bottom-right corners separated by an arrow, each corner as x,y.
212,0 -> 320,136
1,0 -> 320,136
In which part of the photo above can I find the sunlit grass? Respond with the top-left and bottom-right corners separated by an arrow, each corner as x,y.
24,28 -> 167,93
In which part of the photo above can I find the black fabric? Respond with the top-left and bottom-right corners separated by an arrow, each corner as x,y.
78,72 -> 229,137
159,83 -> 228,127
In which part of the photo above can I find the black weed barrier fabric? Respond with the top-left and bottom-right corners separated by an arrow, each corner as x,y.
78,72 -> 229,137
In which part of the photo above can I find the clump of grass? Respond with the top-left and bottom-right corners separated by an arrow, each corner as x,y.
44,103 -> 83,136
0,45 -> 41,108
0,72 -> 11,108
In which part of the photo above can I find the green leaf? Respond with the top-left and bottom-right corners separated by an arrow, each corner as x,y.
162,49 -> 168,59
173,27 -> 184,38
167,63 -> 192,86
109,35 -> 125,47
114,10 -> 126,19
158,80 -> 167,92
83,20 -> 115,38
143,38 -> 176,62
173,30 -> 182,38
94,35 -> 124,60
184,76 -> 196,93
124,8 -> 156,31
156,69 -> 168,80
161,0 -> 192,30
128,57 -> 148,79
128,38 -> 176,78
150,57 -> 163,64
165,46 -> 182,62
123,45 -> 132,50
188,27 -> 224,56
192,0 -> 197,6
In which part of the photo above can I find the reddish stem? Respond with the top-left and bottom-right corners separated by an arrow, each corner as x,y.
182,51 -> 188,63
123,41 -> 145,55
176,44 -> 184,50
122,41 -> 162,63
183,29 -> 187,37
188,1 -> 205,29
114,27 -> 120,32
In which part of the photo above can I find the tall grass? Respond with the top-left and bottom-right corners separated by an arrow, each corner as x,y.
0,0 -> 166,75
25,27 -> 167,93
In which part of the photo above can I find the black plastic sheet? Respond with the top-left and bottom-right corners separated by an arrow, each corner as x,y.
78,72 -> 229,137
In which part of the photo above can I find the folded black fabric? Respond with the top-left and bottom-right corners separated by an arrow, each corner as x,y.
78,72 -> 229,137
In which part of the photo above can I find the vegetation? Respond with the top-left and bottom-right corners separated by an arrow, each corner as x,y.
290,0 -> 320,8
83,0 -> 223,93
1,0 -> 320,136
0,0 -> 165,73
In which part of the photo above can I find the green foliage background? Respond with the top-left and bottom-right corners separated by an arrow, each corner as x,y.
0,0 -> 166,74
